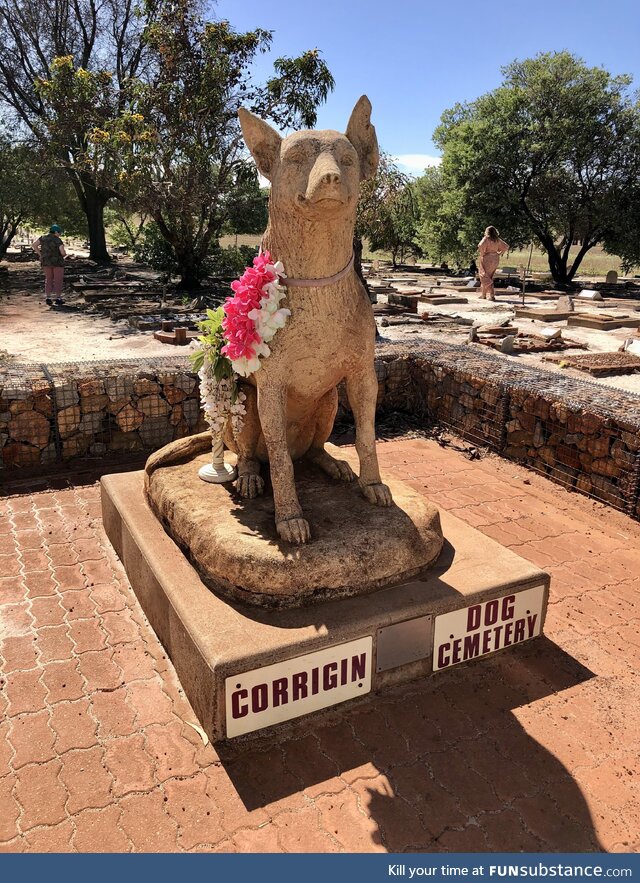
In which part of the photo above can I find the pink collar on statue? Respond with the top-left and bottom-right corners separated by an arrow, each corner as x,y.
260,248 -> 355,288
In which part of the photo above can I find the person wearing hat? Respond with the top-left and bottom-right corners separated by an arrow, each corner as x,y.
32,225 -> 67,306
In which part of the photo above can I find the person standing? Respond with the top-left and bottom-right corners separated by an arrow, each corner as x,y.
477,226 -> 509,301
32,225 -> 67,306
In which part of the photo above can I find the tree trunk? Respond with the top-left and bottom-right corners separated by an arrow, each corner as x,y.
66,168 -> 112,263
353,236 -> 374,303
85,192 -> 111,262
544,240 -> 595,287
176,246 -> 202,290
0,221 -> 18,259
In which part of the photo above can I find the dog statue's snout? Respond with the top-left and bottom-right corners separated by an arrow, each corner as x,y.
321,170 -> 341,185
305,153 -> 347,205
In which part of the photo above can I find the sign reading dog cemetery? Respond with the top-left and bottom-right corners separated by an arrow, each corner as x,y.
432,586 -> 546,671
225,637 -> 373,737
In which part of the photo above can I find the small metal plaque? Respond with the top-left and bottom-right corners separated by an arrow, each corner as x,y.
376,615 -> 434,673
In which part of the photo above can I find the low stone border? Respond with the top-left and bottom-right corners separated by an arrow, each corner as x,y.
1,357 -> 207,470
2,343 -> 640,518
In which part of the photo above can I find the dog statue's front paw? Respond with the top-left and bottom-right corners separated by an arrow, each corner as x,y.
277,516 -> 311,545
236,474 -> 265,499
360,481 -> 393,507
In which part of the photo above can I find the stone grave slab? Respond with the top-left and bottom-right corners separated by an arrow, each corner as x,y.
388,292 -> 420,312
153,328 -> 199,346
567,314 -> 640,331
420,294 -> 469,305
101,464 -> 549,743
515,308 -> 573,322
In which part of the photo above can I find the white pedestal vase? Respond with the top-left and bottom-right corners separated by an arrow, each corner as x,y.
198,437 -> 237,484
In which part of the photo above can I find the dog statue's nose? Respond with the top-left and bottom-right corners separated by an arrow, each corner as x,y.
321,170 -> 341,185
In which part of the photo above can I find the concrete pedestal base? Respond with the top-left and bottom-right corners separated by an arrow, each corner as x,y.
101,471 -> 549,742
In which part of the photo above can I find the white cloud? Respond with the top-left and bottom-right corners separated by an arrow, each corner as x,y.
394,154 -> 442,177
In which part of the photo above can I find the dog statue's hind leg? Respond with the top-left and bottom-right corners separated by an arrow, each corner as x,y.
306,388 -> 356,482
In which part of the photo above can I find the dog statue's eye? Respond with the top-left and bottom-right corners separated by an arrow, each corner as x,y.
285,151 -> 306,164
340,154 -> 355,167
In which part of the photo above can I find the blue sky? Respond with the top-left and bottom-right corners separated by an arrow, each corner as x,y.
215,0 -> 640,177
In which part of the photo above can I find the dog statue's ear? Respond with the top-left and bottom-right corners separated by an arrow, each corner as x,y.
238,108 -> 282,181
346,95 -> 379,181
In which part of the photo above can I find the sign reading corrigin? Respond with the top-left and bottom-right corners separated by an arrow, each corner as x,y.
432,585 -> 546,671
225,637 -> 373,738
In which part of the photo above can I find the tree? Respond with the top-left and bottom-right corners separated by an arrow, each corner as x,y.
222,164 -> 269,243
418,52 -> 640,285
104,207 -> 149,252
0,0 -> 160,261
602,186 -> 640,274
356,153 -> 421,267
414,166 -> 476,268
118,5 -> 334,288
0,136 -> 40,257
0,128 -> 86,257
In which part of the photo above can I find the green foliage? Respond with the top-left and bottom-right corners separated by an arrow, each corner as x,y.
0,126 -> 86,255
116,6 -> 334,288
602,195 -> 640,274
207,244 -> 259,278
104,207 -> 148,250
0,0 -> 161,260
189,307 -> 240,403
0,0 -> 333,276
413,166 -> 476,267
261,50 -> 335,130
132,221 -> 177,278
356,153 -> 422,267
418,51 -> 640,283
221,164 -> 268,237
132,220 -> 258,283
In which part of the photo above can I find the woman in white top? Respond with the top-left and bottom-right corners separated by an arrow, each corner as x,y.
477,226 -> 509,301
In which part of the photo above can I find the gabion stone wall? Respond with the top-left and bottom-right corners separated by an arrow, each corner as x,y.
2,343 -> 640,519
376,341 -> 640,516
1,358 -> 207,469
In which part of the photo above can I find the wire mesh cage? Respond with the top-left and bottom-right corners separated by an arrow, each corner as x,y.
1,356 -> 206,471
377,339 -> 640,518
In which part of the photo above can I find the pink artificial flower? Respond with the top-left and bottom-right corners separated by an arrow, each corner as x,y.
221,250 -> 283,362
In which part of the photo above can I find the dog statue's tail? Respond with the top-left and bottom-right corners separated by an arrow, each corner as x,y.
144,431 -> 212,488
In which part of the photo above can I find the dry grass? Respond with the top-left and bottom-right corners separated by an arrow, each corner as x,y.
220,235 -> 639,280
505,245 -> 632,279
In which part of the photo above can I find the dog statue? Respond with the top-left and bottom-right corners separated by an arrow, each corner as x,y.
147,97 -> 392,544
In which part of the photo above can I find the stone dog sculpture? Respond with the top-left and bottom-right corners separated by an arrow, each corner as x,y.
147,97 -> 392,544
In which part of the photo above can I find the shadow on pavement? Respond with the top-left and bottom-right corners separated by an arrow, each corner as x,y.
218,636 -> 601,852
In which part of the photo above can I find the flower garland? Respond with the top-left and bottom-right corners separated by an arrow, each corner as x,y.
191,251 -> 290,458
222,251 -> 290,377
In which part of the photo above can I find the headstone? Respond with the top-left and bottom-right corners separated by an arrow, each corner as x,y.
465,279 -> 479,288
500,335 -> 516,354
556,295 -> 574,313
577,289 -> 603,301
537,326 -> 562,341
605,270 -> 618,285
623,339 -> 640,356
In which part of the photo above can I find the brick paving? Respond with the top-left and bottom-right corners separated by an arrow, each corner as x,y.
1,438 -> 639,853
